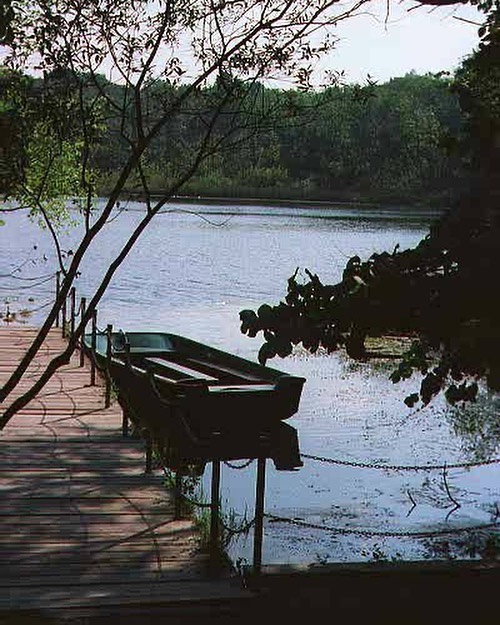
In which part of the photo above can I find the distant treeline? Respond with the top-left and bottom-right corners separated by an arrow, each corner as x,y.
94,73 -> 467,205
1,70 -> 469,205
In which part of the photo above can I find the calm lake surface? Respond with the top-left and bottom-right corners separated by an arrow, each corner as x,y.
2,199 -> 499,565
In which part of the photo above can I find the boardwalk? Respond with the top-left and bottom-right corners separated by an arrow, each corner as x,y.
0,326 -> 250,621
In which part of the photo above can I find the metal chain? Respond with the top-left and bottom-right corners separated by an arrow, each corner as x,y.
224,458 -> 255,470
172,488 -> 213,509
87,345 -> 108,373
0,274 -> 56,291
19,300 -> 54,314
219,515 -> 256,536
60,291 -> 500,545
0,271 -> 56,282
264,513 -> 500,539
301,452 -> 500,472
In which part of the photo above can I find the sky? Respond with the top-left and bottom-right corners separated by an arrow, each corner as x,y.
319,2 -> 482,85
0,2 -> 482,87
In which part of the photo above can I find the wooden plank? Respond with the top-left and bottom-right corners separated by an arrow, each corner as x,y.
0,579 -> 251,611
0,522 -> 197,540
0,539 -> 200,558
0,568 -> 207,588
0,474 -> 167,489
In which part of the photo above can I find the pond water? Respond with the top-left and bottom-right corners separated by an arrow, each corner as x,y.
1,199 -> 499,565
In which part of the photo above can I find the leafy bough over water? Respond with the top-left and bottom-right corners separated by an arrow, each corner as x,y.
240,198 -> 500,411
240,14 -> 500,411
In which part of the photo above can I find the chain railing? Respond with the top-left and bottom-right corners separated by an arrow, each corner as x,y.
300,451 -> 500,472
21,275 -> 500,572
0,269 -> 58,323
263,511 -> 500,539
0,273 -> 56,290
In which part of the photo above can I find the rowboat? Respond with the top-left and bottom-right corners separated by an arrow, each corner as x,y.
83,331 -> 305,472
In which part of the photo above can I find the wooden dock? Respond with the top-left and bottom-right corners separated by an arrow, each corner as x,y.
0,326 -> 252,622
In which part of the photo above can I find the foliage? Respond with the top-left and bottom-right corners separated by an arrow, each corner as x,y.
240,9 -> 500,407
452,9 -> 500,191
240,189 -> 500,407
3,66 -> 465,205
21,121 -> 83,228
0,70 -> 24,195
1,0 -> 498,426
0,69 -> 95,229
85,73 -> 464,203
162,467 -> 248,571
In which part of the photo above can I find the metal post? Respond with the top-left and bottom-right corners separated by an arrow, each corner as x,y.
90,310 -> 97,386
55,272 -> 61,328
105,323 -> 113,408
253,455 -> 267,575
79,297 -> 86,367
69,287 -> 76,339
209,453 -> 222,575
61,295 -> 67,338
174,472 -> 182,520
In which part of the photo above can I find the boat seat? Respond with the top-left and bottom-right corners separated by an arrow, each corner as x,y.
183,357 -> 267,383
144,357 -> 219,382
209,384 -> 275,393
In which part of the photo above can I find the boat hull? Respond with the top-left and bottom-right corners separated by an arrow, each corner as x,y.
83,331 -> 305,471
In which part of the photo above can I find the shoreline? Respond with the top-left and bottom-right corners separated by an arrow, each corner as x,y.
118,193 -> 446,216
0,191 -> 450,216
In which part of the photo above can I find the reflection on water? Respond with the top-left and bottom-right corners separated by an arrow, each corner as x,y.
1,200 -> 499,564
221,352 -> 500,566
448,394 -> 500,463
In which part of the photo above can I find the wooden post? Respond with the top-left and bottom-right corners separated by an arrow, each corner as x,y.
79,297 -> 86,367
90,310 -> 97,386
209,444 -> 222,575
253,455 -> 267,575
69,287 -> 76,339
174,472 -> 182,520
105,324 -> 113,408
122,409 -> 129,437
122,338 -> 130,436
55,272 -> 61,328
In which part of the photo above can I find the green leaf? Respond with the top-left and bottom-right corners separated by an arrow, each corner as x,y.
404,393 -> 419,408
274,338 -> 293,358
239,309 -> 258,335
389,371 -> 401,384
257,304 -> 274,324
258,342 -> 276,365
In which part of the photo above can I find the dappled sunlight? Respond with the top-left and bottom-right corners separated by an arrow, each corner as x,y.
0,327 -> 209,612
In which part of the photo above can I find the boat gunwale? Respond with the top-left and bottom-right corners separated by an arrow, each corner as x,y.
83,331 -> 306,387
